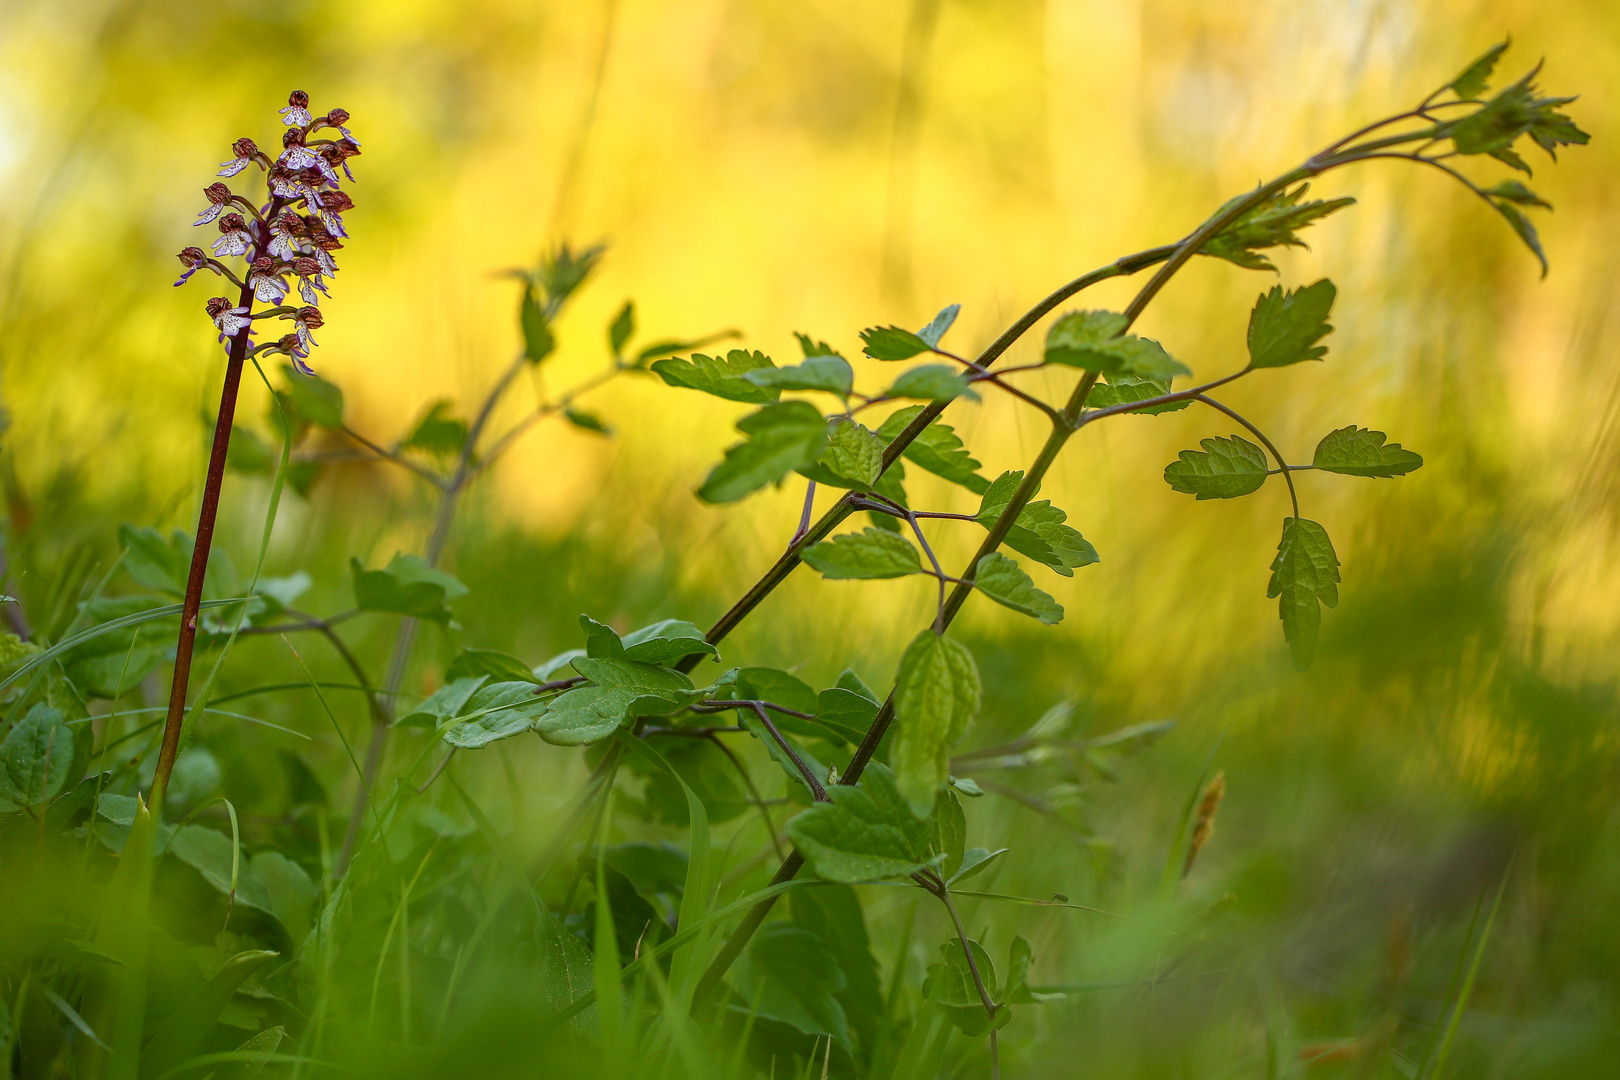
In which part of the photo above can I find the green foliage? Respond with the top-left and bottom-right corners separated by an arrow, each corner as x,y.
1312,426 -> 1424,477
1247,279 -> 1337,369
892,631 -> 981,817
972,552 -> 1063,625
976,472 -> 1100,576
1044,311 -> 1188,380
860,327 -> 930,361
652,350 -> 780,404
744,354 -> 854,397
884,364 -> 979,403
1449,40 -> 1509,99
349,553 -> 467,623
579,615 -> 719,666
1267,517 -> 1341,670
802,419 -> 883,489
802,528 -> 922,580
923,938 -> 1007,1036
785,763 -> 942,881
280,363 -> 345,428
1163,435 -> 1271,499
1200,183 -> 1356,272
1085,374 -> 1190,414
0,704 -> 73,810
698,401 -> 829,503
734,924 -> 851,1049
445,648 -> 538,684
608,300 -> 636,357
442,681 -> 550,748
875,406 -> 989,493
402,401 -> 469,458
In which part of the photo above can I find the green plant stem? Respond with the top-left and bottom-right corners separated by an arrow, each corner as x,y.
917,872 -> 999,1079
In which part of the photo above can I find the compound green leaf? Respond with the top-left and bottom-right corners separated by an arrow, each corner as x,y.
884,364 -> 979,403
1247,279 -> 1336,369
1164,435 -> 1271,499
698,401 -> 829,503
350,554 -> 467,624
1045,311 -> 1189,380
651,350 -> 780,404
442,681 -> 550,749
1450,40 -> 1509,100
794,332 -> 840,358
802,528 -> 923,580
1200,183 -> 1356,272
860,326 -> 930,361
976,472 -> 1099,576
893,631 -> 981,817
916,303 -> 961,348
875,405 -> 989,492
785,763 -> 939,881
396,676 -> 487,728
0,704 -> 74,809
744,354 -> 854,397
1311,426 -> 1423,477
1085,374 -> 1190,415
445,648 -> 538,684
620,619 -> 718,666
972,553 -> 1064,625
734,924 -> 851,1049
923,939 -> 1008,1036
1267,517 -> 1340,671
802,419 -> 883,489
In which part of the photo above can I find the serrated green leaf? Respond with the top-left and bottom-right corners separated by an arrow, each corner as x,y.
932,788 -> 965,880
744,354 -> 854,397
445,648 -> 537,684
1199,184 -> 1355,272
609,300 -> 635,356
924,939 -> 1008,1036
875,405 -> 989,493
651,350 -> 780,404
1085,375 -> 1190,415
1163,435 -> 1270,499
976,471 -> 1099,576
916,303 -> 961,348
861,325 -> 930,361
396,676 -> 487,728
1485,180 -> 1550,208
571,657 -> 700,713
520,288 -> 555,364
698,401 -> 829,503
1311,426 -> 1423,477
619,619 -> 718,666
1247,279 -> 1336,369
350,554 -> 467,624
1045,311 -> 1189,380
973,553 -> 1064,625
803,419 -> 883,489
885,364 -> 979,403
1267,517 -> 1340,671
734,924 -> 851,1049
814,687 -> 879,744
785,762 -> 940,881
794,332 -> 840,358
893,631 -> 981,817
0,704 -> 73,809
803,528 -> 923,580
441,681 -> 549,749
280,363 -> 344,428
1493,199 -> 1548,275
401,401 -> 469,458
1450,40 -> 1509,99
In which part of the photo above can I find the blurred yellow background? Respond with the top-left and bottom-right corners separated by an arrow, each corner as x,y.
1,0 -> 1615,720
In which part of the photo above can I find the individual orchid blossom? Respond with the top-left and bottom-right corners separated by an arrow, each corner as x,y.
248,256 -> 291,304
206,296 -> 253,344
280,90 -> 313,129
211,213 -> 254,258
218,137 -> 260,178
193,183 -> 235,227
177,89 -> 357,374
